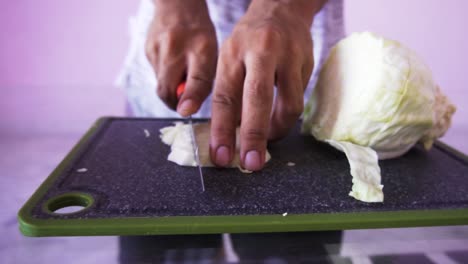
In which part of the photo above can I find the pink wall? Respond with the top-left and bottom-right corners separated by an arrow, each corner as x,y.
1,0 -> 467,151
0,0 -> 137,135
0,0 -> 136,87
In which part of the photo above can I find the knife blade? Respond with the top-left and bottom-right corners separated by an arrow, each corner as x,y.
177,82 -> 205,192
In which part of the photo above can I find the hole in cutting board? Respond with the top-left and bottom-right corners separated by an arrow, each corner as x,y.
54,205 -> 85,214
44,192 -> 94,215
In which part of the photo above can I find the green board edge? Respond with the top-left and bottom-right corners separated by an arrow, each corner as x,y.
18,117 -> 468,237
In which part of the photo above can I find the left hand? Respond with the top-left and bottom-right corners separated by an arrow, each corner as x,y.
210,0 -> 320,171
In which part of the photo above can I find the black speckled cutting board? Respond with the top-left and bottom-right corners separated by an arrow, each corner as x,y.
18,118 -> 468,236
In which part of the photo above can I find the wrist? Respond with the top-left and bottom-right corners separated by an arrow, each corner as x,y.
153,0 -> 212,27
248,0 -> 326,27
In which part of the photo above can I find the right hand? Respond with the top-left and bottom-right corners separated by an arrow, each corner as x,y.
209,0 -> 318,171
145,0 -> 218,116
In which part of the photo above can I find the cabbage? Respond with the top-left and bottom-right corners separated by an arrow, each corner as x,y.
160,122 -> 271,169
302,32 -> 456,202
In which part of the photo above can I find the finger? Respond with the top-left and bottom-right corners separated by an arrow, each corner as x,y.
145,35 -> 184,109
177,53 -> 216,116
240,53 -> 275,171
269,63 -> 304,140
148,30 -> 186,110
210,49 -> 244,167
156,57 -> 186,110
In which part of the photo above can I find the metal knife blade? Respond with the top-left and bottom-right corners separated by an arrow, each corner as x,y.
187,115 -> 205,192
177,82 -> 205,192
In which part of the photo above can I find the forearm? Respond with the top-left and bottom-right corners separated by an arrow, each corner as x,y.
248,0 -> 327,26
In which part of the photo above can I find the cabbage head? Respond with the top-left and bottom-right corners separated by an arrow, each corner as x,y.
302,32 -> 456,202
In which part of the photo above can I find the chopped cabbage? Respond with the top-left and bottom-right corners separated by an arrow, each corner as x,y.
160,122 -> 271,168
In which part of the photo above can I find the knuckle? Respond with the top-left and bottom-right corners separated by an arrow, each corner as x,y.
289,43 -> 302,57
242,127 -> 268,142
188,74 -> 212,89
196,37 -> 217,53
221,36 -> 233,48
161,30 -> 178,47
160,53 -> 174,66
212,125 -> 235,138
245,79 -> 271,100
158,31 -> 183,58
185,76 -> 213,100
257,24 -> 282,41
248,52 -> 270,66
255,24 -> 282,50
220,37 -> 238,58
212,91 -> 239,109
193,53 -> 217,70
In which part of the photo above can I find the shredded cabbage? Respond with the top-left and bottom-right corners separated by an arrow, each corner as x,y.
160,122 -> 271,169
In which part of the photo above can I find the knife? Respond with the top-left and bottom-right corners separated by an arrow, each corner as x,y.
177,82 -> 206,192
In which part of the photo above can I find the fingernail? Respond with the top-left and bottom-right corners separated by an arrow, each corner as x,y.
244,150 -> 262,171
215,146 -> 230,167
177,99 -> 195,117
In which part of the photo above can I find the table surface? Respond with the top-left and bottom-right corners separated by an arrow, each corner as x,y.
2,134 -> 468,264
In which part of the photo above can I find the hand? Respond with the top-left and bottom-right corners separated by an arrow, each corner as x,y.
145,0 -> 218,116
210,0 -> 323,171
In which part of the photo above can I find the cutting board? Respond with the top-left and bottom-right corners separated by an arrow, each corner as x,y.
18,118 -> 468,236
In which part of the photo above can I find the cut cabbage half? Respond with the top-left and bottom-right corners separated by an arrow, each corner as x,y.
302,32 -> 456,203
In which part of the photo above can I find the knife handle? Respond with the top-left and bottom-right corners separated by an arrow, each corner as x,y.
176,82 -> 186,99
